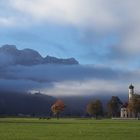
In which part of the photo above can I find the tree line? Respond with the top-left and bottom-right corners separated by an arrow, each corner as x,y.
1,92 -> 140,118
51,96 -> 140,119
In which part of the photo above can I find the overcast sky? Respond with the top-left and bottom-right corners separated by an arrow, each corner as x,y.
0,0 -> 140,96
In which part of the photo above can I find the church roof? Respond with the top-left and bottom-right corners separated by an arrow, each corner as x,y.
121,102 -> 128,108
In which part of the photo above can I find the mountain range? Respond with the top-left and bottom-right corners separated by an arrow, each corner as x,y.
0,45 -> 79,66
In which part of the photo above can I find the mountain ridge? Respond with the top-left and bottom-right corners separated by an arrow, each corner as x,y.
0,44 -> 79,66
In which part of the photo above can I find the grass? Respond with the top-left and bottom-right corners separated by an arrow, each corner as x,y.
0,118 -> 140,140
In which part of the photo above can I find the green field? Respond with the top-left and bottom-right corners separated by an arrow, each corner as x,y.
0,118 -> 140,140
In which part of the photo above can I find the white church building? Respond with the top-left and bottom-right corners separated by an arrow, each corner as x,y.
120,84 -> 140,118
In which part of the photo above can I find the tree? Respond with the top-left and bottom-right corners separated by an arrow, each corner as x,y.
107,96 -> 122,117
87,100 -> 103,119
51,99 -> 65,119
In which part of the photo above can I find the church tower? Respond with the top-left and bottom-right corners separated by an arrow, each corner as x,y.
129,84 -> 134,101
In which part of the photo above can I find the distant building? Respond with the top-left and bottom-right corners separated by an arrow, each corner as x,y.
120,84 -> 140,118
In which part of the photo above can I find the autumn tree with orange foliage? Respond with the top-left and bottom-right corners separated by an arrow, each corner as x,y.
51,99 -> 65,119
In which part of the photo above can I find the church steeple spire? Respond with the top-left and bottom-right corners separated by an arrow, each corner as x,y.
129,84 -> 134,101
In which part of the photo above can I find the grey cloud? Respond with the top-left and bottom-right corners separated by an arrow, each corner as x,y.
0,64 -> 134,83
0,63 -> 139,95
0,78 -> 53,93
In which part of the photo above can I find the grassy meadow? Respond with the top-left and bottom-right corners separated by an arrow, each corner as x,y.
0,118 -> 140,140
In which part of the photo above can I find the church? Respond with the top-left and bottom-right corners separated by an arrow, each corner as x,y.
120,84 -> 140,118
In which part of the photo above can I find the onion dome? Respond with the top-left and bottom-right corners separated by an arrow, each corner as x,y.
129,84 -> 134,89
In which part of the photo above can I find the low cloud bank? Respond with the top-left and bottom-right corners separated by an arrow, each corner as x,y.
0,63 -> 139,96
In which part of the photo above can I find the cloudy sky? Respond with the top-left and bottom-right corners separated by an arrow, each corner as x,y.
0,0 -> 140,97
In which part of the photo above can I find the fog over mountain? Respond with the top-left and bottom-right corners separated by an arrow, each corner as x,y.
0,44 -> 139,116
0,44 -> 139,98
